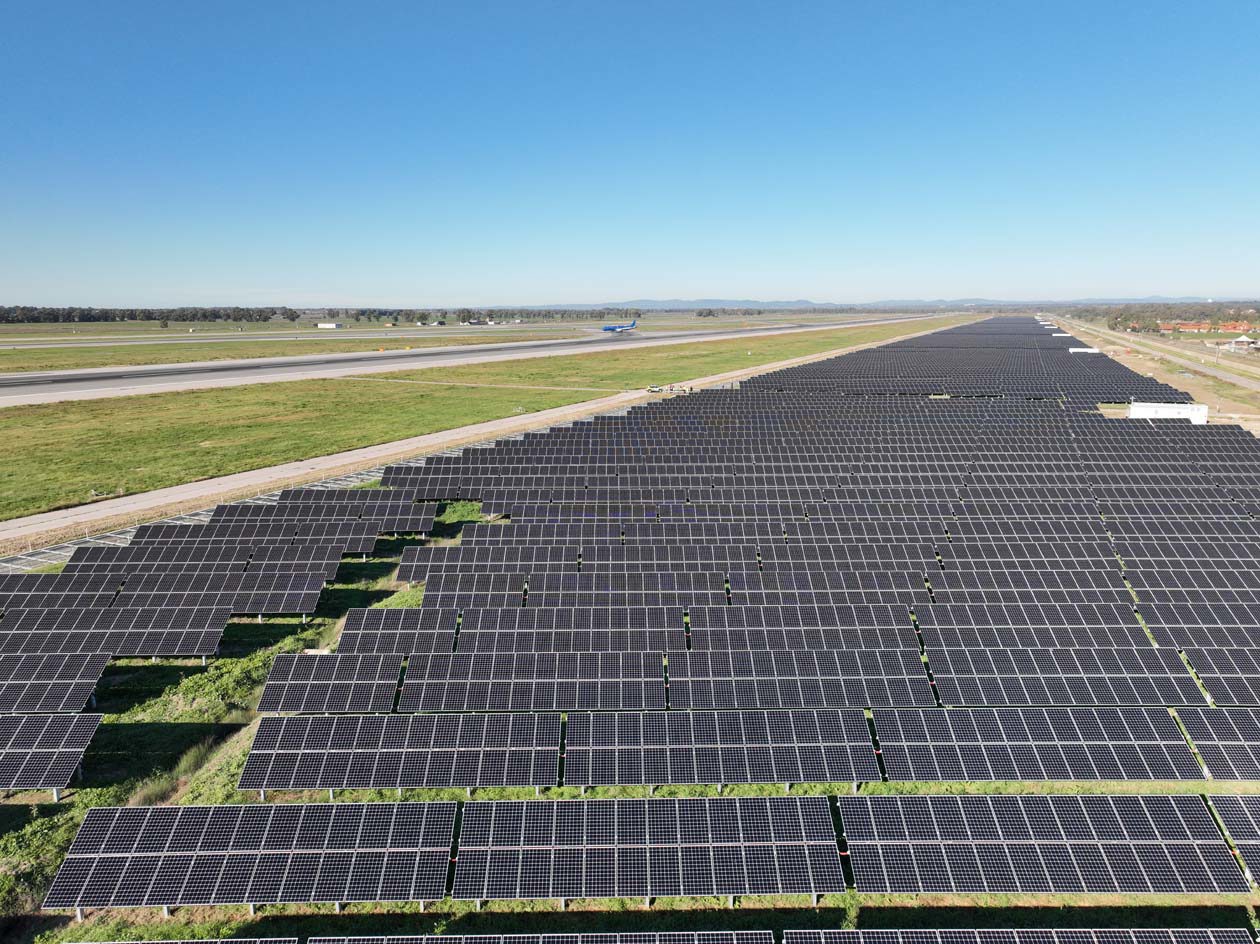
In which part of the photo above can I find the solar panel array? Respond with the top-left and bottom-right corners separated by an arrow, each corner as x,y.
781,933 -> 1252,944
0,487 -> 405,791
47,316 -> 1260,914
240,713 -> 562,789
1203,794 -> 1260,880
0,653 -> 109,713
565,708 -> 879,785
838,794 -> 1245,893
83,940 -> 296,944
452,796 -> 845,899
872,707 -> 1203,781
301,935 -> 1257,944
310,934 -> 773,944
0,483 -> 410,669
44,802 -> 458,907
0,713 -> 101,789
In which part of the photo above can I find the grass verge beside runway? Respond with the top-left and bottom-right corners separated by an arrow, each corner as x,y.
0,316 -> 968,521
383,320 -> 965,390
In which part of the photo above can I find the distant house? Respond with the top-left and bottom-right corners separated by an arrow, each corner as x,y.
1226,334 -> 1257,352
1158,322 -> 1177,333
1176,321 -> 1212,333
1221,321 -> 1252,333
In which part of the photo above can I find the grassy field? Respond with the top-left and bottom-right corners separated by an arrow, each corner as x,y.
385,319 -> 970,390
0,316 -> 969,522
0,331 -> 579,373
9,503 -> 1260,943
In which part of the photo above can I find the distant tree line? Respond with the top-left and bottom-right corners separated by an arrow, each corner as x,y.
0,306 -> 300,324
1064,302 -> 1260,333
2,302 -> 1028,327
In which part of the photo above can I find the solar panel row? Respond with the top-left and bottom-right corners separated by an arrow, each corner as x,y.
43,793 -> 1260,907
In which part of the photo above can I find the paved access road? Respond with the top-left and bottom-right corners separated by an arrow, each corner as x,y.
0,316 -> 942,406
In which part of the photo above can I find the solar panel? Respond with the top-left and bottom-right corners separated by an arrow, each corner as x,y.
927,647 -> 1205,706
452,796 -> 845,899
44,802 -> 457,908
872,707 -> 1202,780
131,520 -> 379,554
782,932 -> 1252,944
1202,795 -> 1260,881
1182,649 -> 1260,705
669,649 -> 935,708
210,500 -> 435,533
257,654 -> 402,713
0,714 -> 101,789
80,940 -> 296,944
313,935 -> 773,944
240,713 -> 562,789
0,654 -> 110,713
398,652 -> 666,711
1176,707 -> 1260,778
0,607 -> 229,657
838,794 -> 1246,893
114,571 -> 325,615
565,709 -> 879,785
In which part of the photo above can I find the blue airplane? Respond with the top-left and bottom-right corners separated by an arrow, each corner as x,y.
601,319 -> 637,333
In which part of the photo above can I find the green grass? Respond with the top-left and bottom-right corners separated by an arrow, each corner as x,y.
0,385 -> 595,521
0,331 -> 576,373
386,317 -> 970,390
24,563 -> 66,574
0,317 -> 968,522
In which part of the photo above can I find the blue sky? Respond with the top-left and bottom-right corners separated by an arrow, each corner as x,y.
2,1 -> 1257,307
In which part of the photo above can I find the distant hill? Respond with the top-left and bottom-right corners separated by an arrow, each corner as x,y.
536,296 -> 1229,311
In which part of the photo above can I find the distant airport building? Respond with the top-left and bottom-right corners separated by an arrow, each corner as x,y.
316,322 -> 344,329
1158,321 -> 1212,334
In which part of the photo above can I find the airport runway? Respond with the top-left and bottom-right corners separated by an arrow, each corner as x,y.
0,323 -> 585,349
0,317 -> 943,407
